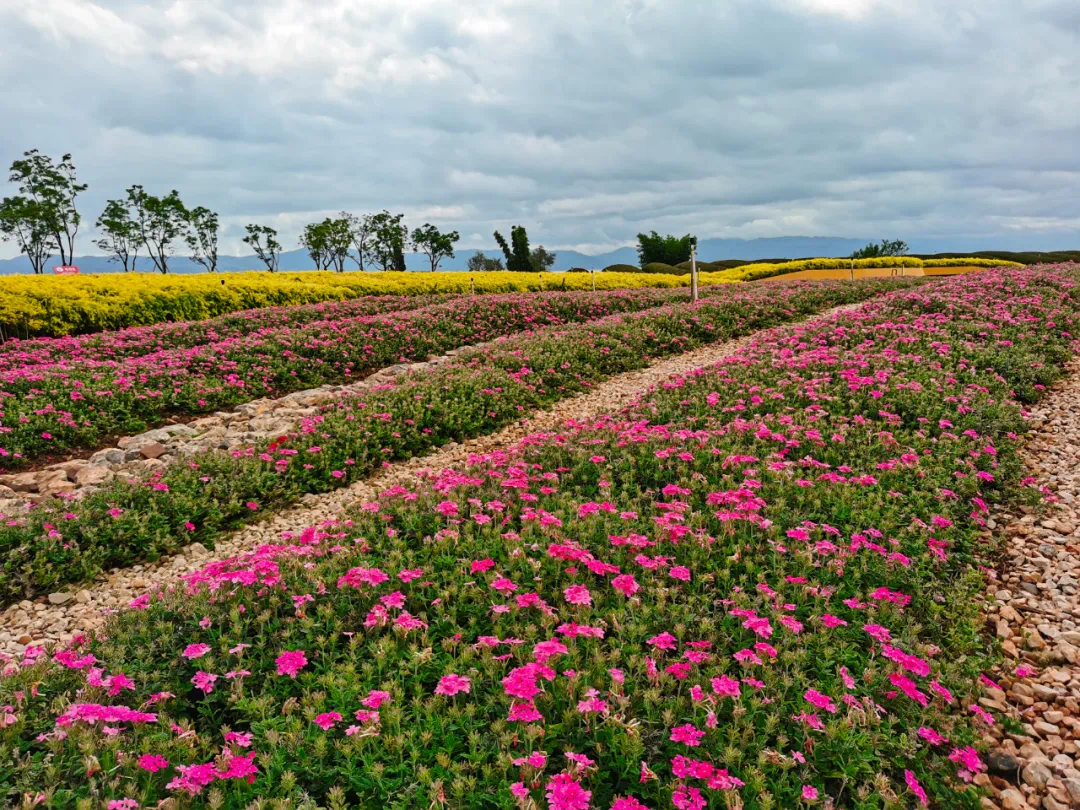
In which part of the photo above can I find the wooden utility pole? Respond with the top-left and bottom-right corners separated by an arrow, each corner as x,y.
690,240 -> 699,302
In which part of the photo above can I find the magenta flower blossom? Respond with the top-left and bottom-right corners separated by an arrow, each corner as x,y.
434,673 -> 472,696
190,671 -> 218,694
361,690 -> 392,709
137,753 -> 169,772
905,771 -> 929,806
563,584 -> 592,606
669,724 -> 705,747
274,650 -> 308,678
545,773 -> 592,810
313,712 -> 342,730
611,574 -> 640,596
182,643 -> 211,660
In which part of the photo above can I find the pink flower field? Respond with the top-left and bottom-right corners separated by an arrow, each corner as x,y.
1,267 -> 1077,809
0,278 -> 902,602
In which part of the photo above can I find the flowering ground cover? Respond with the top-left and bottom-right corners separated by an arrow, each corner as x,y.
0,279 -> 905,603
0,268 -> 1073,808
0,293 -> 448,369
0,288 -> 704,466
0,270 -> 716,340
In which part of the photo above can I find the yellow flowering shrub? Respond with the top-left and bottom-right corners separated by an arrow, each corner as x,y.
0,271 -> 717,338
921,257 -> 1023,267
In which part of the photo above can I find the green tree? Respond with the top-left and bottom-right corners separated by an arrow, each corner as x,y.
342,212 -> 375,270
8,150 -> 86,266
370,211 -> 408,271
530,245 -> 557,272
0,196 -> 55,274
126,185 -> 187,274
411,223 -> 460,272
300,221 -> 331,270
184,206 -> 219,273
467,251 -> 505,272
323,217 -> 354,272
494,225 -> 531,271
636,231 -> 694,267
851,239 -> 909,259
242,224 -> 281,272
95,199 -> 140,272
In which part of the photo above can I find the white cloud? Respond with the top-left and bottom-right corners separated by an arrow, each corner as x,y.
0,0 -> 1078,259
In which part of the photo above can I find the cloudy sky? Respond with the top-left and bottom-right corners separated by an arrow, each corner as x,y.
1,0 -> 1079,258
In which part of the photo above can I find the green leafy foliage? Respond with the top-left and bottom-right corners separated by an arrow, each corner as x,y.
636,231 -> 694,267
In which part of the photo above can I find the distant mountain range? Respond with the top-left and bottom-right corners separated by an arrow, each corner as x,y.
1,235 -> 1075,274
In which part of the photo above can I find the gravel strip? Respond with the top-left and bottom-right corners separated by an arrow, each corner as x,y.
0,303 -> 861,658
981,359 -> 1080,810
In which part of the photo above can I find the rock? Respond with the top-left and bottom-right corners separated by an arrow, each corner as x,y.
47,592 -> 72,605
1024,760 -> 1054,789
139,442 -> 167,460
89,448 -> 125,466
998,788 -> 1029,810
3,472 -> 45,493
990,751 -> 1023,777
75,466 -> 114,486
74,589 -> 91,604
1062,778 -> 1080,802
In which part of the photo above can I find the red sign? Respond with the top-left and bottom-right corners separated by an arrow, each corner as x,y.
54,266 -> 80,275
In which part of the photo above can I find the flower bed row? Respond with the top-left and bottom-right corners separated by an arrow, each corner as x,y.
0,288 -> 704,466
0,267 -> 1074,809
0,271 -> 718,340
0,280 -> 906,604
0,292 -> 449,368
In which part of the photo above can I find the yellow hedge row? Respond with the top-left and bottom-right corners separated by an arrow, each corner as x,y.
728,256 -> 1022,282
0,271 -> 719,338
921,257 -> 1021,268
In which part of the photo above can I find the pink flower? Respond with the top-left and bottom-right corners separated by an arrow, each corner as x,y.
647,632 -> 677,651
803,689 -> 837,714
669,724 -> 705,747
511,782 -> 530,798
508,701 -> 544,723
275,650 -> 308,678
672,787 -> 705,810
918,726 -> 948,745
182,643 -> 211,660
802,785 -> 819,802
564,585 -> 592,606
361,690 -> 392,709
546,773 -> 592,810
610,799 -> 649,810
137,753 -> 169,773
470,558 -> 495,573
313,712 -> 341,730
905,771 -> 929,807
435,673 -> 472,696
612,574 -> 640,596
669,566 -> 691,582
190,671 -> 217,694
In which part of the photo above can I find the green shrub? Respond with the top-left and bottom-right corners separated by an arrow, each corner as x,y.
640,262 -> 678,274
601,263 -> 639,273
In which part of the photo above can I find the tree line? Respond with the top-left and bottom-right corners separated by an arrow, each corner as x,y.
0,150 -> 561,274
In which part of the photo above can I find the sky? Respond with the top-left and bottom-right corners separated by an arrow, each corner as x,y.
0,0 -> 1079,258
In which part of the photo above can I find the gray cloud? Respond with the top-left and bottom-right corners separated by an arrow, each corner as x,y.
1,0 -> 1078,258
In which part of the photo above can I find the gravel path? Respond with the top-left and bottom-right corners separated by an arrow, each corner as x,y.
3,305 -> 864,657
982,359 -> 1080,810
